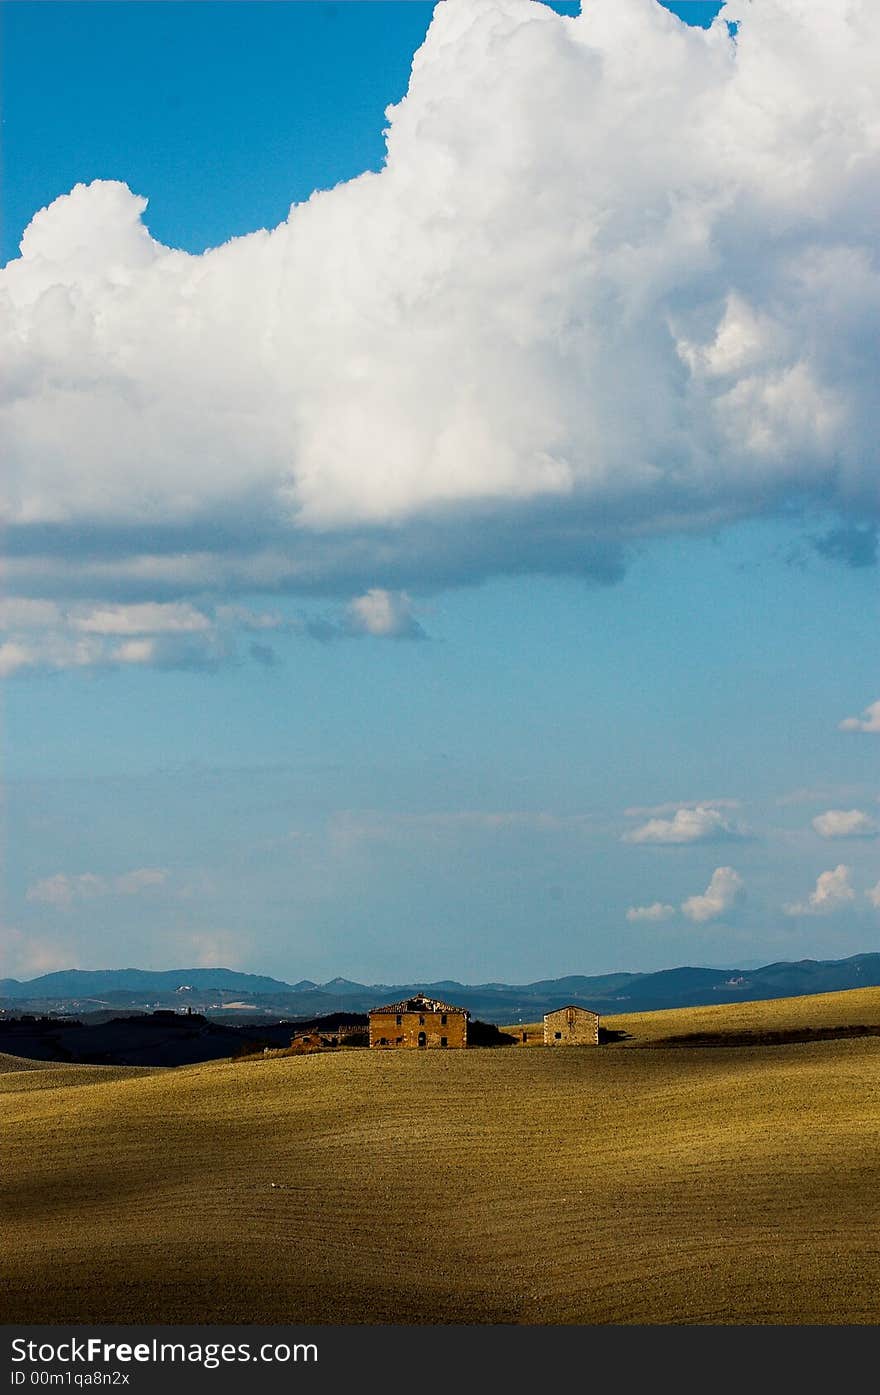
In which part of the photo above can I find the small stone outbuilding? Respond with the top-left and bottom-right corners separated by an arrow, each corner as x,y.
369,992 -> 469,1049
288,1032 -> 335,1053
543,1005 -> 600,1045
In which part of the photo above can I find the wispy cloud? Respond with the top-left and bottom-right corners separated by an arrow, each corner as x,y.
776,784 -> 872,808
0,593 -> 427,676
626,901 -> 676,923
328,809 -> 596,848
0,607 -> 231,677
811,809 -> 878,839
70,603 -> 213,636
26,868 -> 168,910
0,926 -> 72,979
623,798 -> 741,818
181,931 -> 246,970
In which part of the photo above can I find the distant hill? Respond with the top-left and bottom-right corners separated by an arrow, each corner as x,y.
0,967 -> 301,998
4,952 -> 880,1020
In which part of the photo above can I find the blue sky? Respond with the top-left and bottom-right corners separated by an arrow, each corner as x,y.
2,0 -> 878,983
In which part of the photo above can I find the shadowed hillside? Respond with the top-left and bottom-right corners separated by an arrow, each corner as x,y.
0,1012 -> 368,1068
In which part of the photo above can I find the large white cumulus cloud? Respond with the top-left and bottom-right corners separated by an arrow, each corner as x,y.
2,0 -> 879,621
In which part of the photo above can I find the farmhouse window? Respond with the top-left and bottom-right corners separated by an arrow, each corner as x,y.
396,1015 -> 402,1025
522,1032 -> 527,1041
419,1015 -> 425,1024
554,1031 -> 562,1039
441,1013 -> 447,1025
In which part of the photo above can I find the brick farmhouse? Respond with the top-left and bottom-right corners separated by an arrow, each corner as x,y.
369,992 -> 469,1049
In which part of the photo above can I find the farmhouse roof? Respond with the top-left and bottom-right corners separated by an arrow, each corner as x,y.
369,991 -> 470,1018
544,1004 -> 600,1018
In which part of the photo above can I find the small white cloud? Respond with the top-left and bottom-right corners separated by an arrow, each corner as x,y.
626,902 -> 676,922
785,864 -> 856,916
624,805 -> 745,845
26,868 -> 168,909
345,589 -> 425,640
812,808 -> 879,839
866,882 -> 880,909
839,701 -> 880,733
682,867 -> 744,923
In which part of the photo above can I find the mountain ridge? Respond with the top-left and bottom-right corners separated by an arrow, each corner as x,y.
5,952 -> 880,1019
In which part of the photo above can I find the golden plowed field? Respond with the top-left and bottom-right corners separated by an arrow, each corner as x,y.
4,988 -> 880,1325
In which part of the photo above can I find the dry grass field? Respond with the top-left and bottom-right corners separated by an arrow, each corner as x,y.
605,984 -> 880,1044
4,988 -> 880,1325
